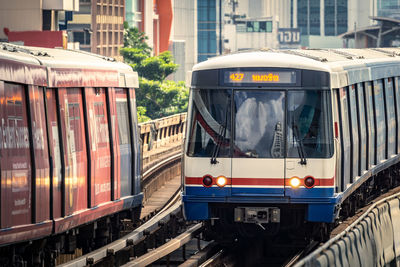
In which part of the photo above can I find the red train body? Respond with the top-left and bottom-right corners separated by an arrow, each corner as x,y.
0,43 -> 143,265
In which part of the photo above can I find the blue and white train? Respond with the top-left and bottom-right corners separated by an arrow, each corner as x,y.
182,48 -> 400,240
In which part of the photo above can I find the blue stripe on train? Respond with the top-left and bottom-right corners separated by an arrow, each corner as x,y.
184,186 -> 335,200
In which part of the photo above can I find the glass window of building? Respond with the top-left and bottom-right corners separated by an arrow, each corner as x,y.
309,0 -> 320,35
198,0 -> 217,62
324,0 -> 335,36
337,0 -> 348,34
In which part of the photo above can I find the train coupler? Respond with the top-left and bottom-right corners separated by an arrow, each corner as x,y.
234,207 -> 280,224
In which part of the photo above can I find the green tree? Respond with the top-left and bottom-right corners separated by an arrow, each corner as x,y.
123,22 -> 151,55
137,78 -> 188,119
121,25 -> 188,122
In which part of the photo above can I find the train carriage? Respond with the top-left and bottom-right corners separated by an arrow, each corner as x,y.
0,43 -> 142,265
182,48 -> 400,241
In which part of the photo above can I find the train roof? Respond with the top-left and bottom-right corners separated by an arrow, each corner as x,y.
0,43 -> 138,88
193,48 -> 400,88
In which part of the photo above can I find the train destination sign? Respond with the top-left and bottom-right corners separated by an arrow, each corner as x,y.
222,70 -> 298,86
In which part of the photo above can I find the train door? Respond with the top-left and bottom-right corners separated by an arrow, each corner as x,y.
231,90 -> 285,196
0,82 -> 32,228
58,88 -> 88,215
85,88 -> 111,206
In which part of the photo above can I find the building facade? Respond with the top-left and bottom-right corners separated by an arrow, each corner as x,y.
377,0 -> 400,17
197,0 -> 223,62
223,0 -> 288,52
126,0 -> 196,82
171,0 -> 197,81
67,0 -> 125,61
0,0 -> 78,45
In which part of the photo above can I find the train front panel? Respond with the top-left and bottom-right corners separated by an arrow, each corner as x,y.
183,66 -> 339,230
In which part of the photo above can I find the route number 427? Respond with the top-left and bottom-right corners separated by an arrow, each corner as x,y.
230,73 -> 244,82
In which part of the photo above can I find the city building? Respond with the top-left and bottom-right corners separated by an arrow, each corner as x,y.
223,0 -> 292,52
67,0 -> 125,61
296,0 -> 350,48
341,0 -> 400,47
197,0 -> 223,62
377,0 -> 400,17
125,0 -> 173,56
170,0 -> 197,81
126,0 -> 196,82
126,0 -> 143,29
0,0 -> 79,47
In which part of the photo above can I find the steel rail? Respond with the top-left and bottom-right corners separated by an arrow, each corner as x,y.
122,223 -> 203,267
59,200 -> 182,267
199,249 -> 225,267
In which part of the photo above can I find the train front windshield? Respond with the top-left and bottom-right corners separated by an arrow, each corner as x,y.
187,89 -> 333,159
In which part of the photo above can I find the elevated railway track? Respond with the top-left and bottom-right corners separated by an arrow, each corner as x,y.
38,113 -> 400,266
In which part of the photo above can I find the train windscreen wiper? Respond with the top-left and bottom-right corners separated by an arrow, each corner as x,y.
292,122 -> 307,165
210,100 -> 230,165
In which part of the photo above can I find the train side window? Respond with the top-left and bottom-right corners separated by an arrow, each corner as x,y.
115,88 -> 133,197
93,101 -> 109,148
373,80 -> 386,162
348,85 -> 359,180
384,78 -> 396,157
116,99 -> 131,145
338,87 -> 351,189
365,82 -> 376,167
356,83 -> 367,175
394,77 -> 400,153
128,88 -> 138,195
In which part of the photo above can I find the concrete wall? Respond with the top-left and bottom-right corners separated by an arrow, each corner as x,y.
43,0 -> 79,11
301,35 -> 343,48
0,0 -> 42,40
296,193 -> 400,266
348,0 -> 375,31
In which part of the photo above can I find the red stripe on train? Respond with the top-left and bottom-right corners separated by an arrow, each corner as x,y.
185,176 -> 335,186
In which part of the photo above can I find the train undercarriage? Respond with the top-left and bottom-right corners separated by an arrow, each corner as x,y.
0,207 -> 141,267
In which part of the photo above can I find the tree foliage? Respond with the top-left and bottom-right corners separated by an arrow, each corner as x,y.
137,78 -> 188,119
121,25 -> 188,122
123,22 -> 151,55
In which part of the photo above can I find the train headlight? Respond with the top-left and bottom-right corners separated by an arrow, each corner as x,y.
202,175 -> 213,187
290,177 -> 301,188
216,176 -> 227,187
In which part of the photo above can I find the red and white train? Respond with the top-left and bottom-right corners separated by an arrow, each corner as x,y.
0,43 -> 142,265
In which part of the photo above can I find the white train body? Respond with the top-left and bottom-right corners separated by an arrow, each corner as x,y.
182,48 -> 400,238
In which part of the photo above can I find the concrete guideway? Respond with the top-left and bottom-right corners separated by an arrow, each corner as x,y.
295,187 -> 400,266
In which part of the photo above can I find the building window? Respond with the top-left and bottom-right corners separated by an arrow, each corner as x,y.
241,21 -> 272,33
297,0 -> 308,35
309,0 -> 320,35
337,0 -> 348,35
324,0 -> 335,36
73,31 -> 91,45
198,0 -> 217,62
